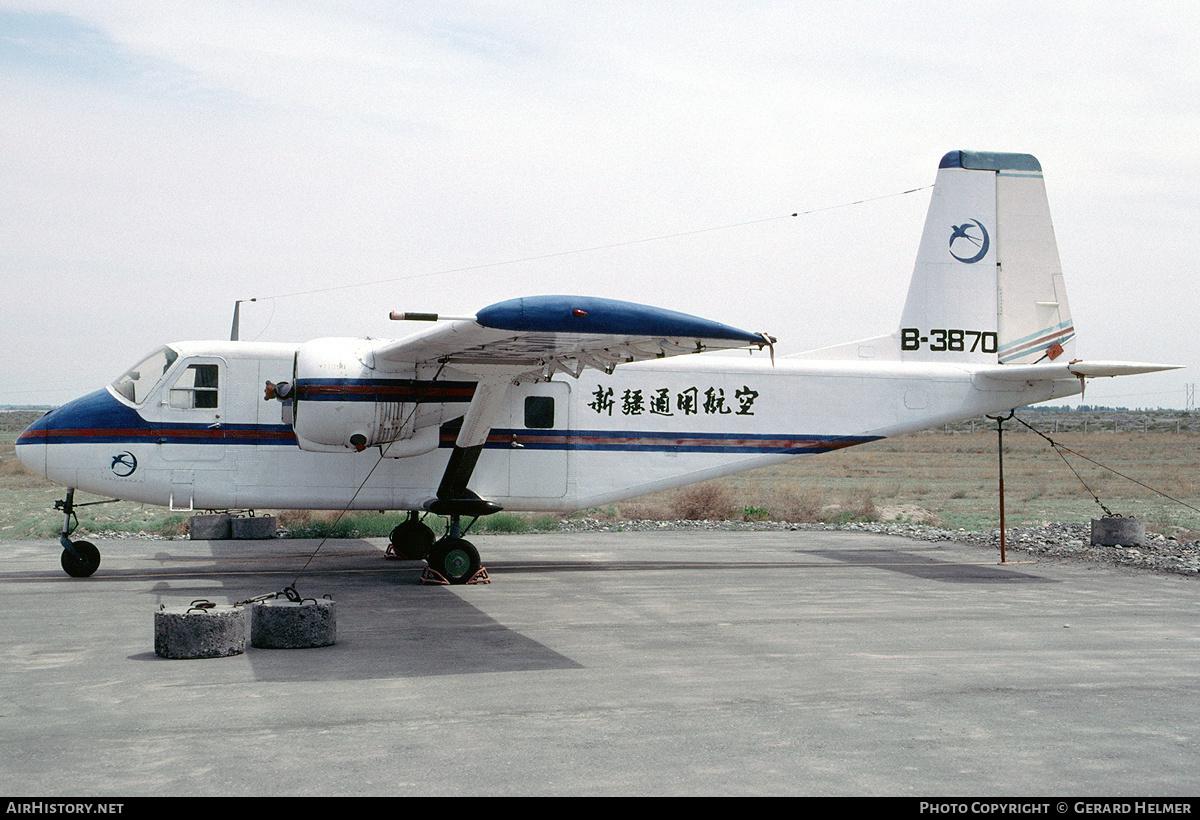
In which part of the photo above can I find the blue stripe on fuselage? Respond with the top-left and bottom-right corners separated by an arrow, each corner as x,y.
16,389 -> 298,447
295,378 -> 476,402
465,427 -> 881,455
20,389 -> 877,456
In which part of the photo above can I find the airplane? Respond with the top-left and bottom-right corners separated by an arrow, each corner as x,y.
15,150 -> 1179,582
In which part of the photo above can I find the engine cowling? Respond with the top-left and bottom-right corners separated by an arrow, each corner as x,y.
290,338 -> 472,455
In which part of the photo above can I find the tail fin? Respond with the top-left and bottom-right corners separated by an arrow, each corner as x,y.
899,150 -> 1074,364
795,151 -> 1075,364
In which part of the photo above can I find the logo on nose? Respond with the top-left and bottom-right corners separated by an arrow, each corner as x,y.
111,451 -> 138,477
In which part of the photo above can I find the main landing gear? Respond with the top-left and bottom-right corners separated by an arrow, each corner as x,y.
423,513 -> 486,584
387,508 -> 491,585
55,489 -> 107,578
394,442 -> 500,584
385,512 -> 436,560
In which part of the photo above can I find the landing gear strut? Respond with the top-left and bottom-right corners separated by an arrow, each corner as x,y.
55,489 -> 103,578
425,442 -> 501,584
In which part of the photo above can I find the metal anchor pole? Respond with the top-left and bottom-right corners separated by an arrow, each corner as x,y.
987,411 -> 1015,564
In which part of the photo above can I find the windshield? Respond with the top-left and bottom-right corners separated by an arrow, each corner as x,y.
111,346 -> 179,405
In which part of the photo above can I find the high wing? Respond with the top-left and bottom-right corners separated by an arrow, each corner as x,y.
371,294 -> 772,382
363,295 -> 773,516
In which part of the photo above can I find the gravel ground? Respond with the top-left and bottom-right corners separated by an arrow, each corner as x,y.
556,518 -> 1200,577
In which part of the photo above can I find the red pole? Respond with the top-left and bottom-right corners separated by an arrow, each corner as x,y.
998,417 -> 1006,564
989,411 -> 1013,565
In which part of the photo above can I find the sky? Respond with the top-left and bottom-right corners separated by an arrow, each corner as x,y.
1,1 -> 1197,409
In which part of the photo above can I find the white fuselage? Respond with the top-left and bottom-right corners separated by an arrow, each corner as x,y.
17,340 -> 1081,514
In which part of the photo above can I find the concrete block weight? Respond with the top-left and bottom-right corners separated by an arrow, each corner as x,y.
250,598 -> 336,649
154,602 -> 246,659
189,514 -> 277,539
1091,517 -> 1146,547
188,514 -> 231,540
231,515 -> 276,539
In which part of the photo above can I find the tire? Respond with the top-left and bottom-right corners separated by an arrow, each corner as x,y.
427,537 -> 481,584
389,519 -> 436,560
61,541 -> 101,578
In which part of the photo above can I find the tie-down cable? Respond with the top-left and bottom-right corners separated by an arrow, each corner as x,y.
1013,414 -> 1200,519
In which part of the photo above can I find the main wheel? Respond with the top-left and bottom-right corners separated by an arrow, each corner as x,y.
427,537 -> 481,584
61,540 -> 100,578
389,518 -> 436,560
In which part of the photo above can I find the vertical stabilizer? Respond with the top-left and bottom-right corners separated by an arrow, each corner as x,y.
898,151 -> 1075,364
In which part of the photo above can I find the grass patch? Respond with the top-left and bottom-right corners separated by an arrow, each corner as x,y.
476,512 -> 561,534
272,509 -> 562,539
275,510 -> 408,539
671,482 -> 737,521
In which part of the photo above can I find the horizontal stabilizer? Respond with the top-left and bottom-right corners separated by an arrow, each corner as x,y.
1068,361 -> 1184,378
975,361 -> 1182,382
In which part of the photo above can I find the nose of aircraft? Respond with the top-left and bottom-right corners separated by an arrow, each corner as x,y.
14,410 -> 50,477
13,389 -> 151,485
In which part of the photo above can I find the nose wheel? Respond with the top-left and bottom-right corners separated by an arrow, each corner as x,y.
61,540 -> 101,578
55,489 -> 105,577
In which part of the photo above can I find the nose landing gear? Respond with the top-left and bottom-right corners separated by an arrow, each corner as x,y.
61,539 -> 101,578
55,489 -> 107,578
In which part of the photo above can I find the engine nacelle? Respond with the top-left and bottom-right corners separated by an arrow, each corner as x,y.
291,338 -> 471,455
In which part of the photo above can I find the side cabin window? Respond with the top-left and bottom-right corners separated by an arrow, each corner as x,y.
524,396 -> 554,429
169,364 -> 220,410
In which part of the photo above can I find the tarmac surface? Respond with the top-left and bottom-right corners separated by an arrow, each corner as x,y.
1,529 -> 1197,797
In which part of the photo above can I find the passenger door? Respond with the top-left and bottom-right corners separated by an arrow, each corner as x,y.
508,381 -> 569,498
154,358 -> 226,463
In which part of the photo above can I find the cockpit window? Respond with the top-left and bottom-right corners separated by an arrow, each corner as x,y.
111,346 -> 179,405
